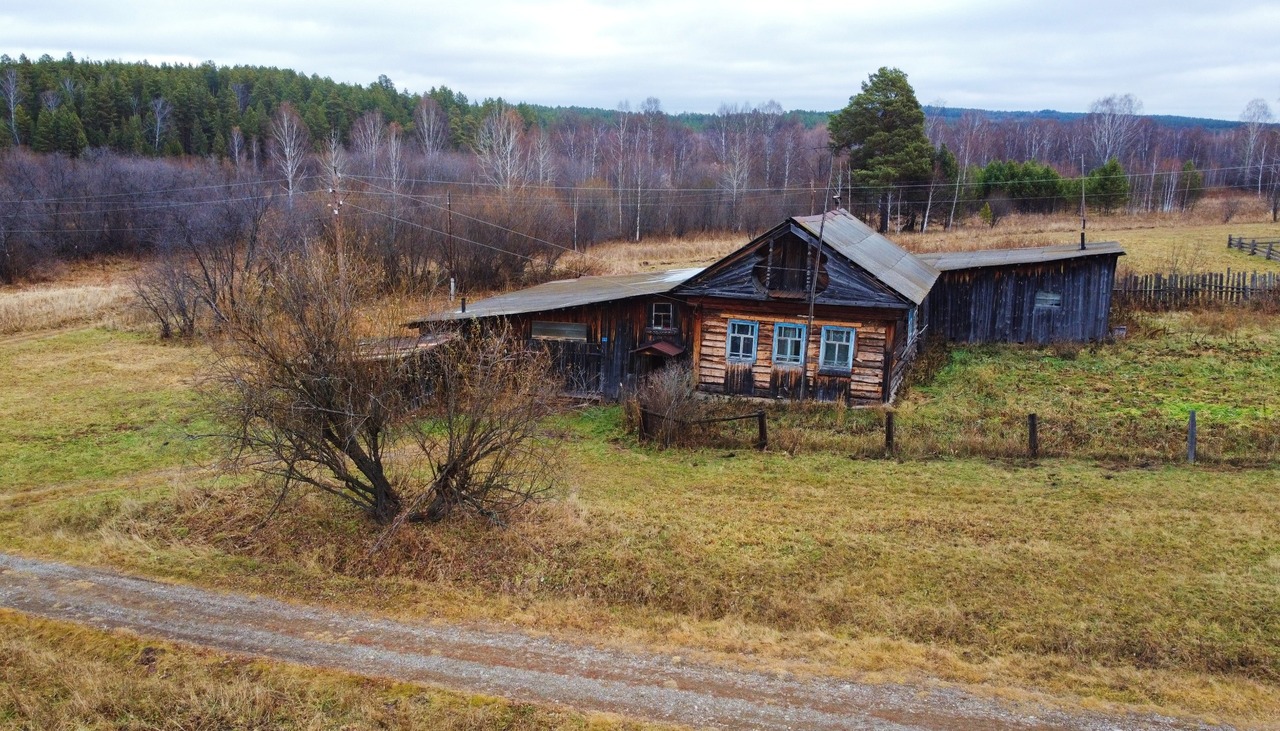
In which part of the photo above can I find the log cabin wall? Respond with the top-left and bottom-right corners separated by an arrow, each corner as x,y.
690,298 -> 896,405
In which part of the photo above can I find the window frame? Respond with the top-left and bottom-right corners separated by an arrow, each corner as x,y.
771,322 -> 806,367
726,319 -> 759,364
1034,291 -> 1063,309
819,326 -> 856,373
650,301 -> 675,329
531,320 -> 589,341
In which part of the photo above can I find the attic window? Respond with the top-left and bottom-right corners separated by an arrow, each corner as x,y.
752,235 -> 828,299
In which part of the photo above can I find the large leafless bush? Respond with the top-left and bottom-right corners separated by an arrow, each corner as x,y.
207,237 -> 562,529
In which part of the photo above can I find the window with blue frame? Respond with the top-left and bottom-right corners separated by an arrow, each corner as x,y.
819,326 -> 856,371
772,322 -> 805,366
727,320 -> 758,363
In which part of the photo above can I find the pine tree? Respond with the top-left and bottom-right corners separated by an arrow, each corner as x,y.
1086,158 -> 1129,214
828,67 -> 933,232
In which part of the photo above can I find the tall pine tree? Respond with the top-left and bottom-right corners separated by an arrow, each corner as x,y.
828,67 -> 933,232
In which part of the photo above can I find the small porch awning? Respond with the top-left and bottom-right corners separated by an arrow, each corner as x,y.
632,340 -> 685,357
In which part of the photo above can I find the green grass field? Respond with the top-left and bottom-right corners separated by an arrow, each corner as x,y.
4,215 -> 1280,727
2,309 -> 1279,726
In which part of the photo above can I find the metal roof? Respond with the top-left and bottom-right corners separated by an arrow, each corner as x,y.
415,267 -> 703,323
792,210 -> 939,305
916,241 -> 1125,271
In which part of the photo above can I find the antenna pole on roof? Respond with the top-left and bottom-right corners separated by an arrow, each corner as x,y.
801,152 -> 837,401
1080,155 -> 1087,250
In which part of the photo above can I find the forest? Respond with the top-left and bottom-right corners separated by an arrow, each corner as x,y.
1,53 -> 1277,287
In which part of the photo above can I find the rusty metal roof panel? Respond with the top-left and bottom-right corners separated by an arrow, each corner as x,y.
416,267 -> 703,323
917,242 -> 1125,271
792,210 -> 938,305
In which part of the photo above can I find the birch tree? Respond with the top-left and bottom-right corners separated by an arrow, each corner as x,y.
473,104 -> 528,191
1240,99 -> 1273,195
270,102 -> 309,205
1087,93 -> 1142,167
148,96 -> 173,152
1,69 -> 22,146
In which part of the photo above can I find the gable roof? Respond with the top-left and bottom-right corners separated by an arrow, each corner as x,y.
791,210 -> 939,305
676,209 -> 938,306
916,242 -> 1125,271
413,267 -> 702,324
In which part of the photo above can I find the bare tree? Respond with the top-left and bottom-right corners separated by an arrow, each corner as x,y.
350,110 -> 385,161
473,104 -> 528,190
1240,98 -> 1273,195
229,126 -> 246,171
1087,93 -> 1143,167
413,96 -> 448,158
134,253 -> 203,339
209,240 -> 406,523
149,96 -> 173,152
401,325 -> 560,525
209,237 -> 562,528
0,69 -> 22,146
270,102 -> 309,205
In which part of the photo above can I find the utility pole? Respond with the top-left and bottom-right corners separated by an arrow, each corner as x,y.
801,152 -> 836,401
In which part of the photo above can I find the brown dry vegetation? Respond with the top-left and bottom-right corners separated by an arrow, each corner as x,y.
0,610 -> 651,730
589,200 -> 1280,277
3,218 -> 1280,727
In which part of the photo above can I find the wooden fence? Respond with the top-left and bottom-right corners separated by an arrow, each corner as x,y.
638,408 -> 767,449
1227,235 -> 1280,262
1113,269 -> 1280,308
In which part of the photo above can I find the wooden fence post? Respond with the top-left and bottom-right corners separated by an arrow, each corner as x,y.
1028,413 -> 1039,459
755,411 -> 767,450
885,411 -> 895,455
1187,410 -> 1197,464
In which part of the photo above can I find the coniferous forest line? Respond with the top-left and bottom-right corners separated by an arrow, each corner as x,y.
1,53 -> 1276,287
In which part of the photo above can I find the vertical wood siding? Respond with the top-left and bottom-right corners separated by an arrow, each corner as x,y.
925,255 -> 1119,344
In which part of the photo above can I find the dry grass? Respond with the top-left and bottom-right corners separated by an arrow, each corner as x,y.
582,200 -> 1280,278
894,205 -> 1280,274
0,610 -> 652,730
0,283 -> 144,335
587,234 -> 744,274
5,255 -> 1280,725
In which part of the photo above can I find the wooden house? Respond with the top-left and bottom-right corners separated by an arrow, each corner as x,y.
918,242 -> 1124,344
413,210 -> 1124,405
672,210 -> 937,405
410,268 -> 701,398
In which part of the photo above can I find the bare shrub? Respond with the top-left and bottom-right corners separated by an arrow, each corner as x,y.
1222,196 -> 1241,223
133,256 -> 202,339
208,236 -> 563,531
631,363 -> 705,447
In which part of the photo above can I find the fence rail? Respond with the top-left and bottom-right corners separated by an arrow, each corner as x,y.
1228,235 -> 1280,262
1113,270 -> 1280,308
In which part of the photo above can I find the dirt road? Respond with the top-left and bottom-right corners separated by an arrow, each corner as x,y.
0,552 -> 1227,730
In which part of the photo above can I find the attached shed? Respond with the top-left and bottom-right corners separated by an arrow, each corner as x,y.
409,268 -> 701,397
674,209 -> 939,405
917,242 -> 1124,344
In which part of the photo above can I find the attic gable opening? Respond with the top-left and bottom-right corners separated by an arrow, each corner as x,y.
752,234 -> 828,299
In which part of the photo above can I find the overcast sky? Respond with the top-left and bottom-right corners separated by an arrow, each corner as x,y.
3,0 -> 1277,121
